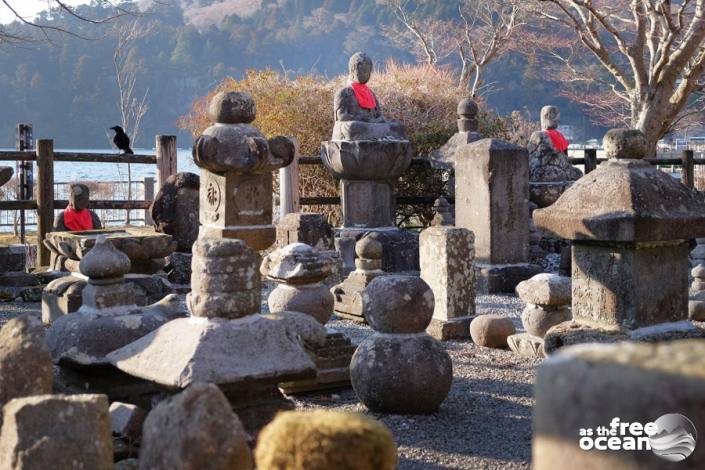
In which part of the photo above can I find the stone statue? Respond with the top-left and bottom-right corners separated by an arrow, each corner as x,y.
330,52 -> 406,141
53,184 -> 102,232
527,105 -> 582,207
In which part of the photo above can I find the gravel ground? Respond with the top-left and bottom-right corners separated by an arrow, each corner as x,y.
0,294 -> 539,470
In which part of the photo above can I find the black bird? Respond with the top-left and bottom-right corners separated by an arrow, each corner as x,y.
110,126 -> 133,154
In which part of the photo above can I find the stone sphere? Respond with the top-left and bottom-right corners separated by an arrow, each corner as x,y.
79,236 -> 131,280
521,305 -> 572,338
355,234 -> 383,260
457,98 -> 478,118
255,410 -> 397,470
268,283 -> 333,325
603,128 -> 646,159
208,91 -> 256,124
350,335 -> 452,414
470,315 -> 516,348
362,275 -> 434,333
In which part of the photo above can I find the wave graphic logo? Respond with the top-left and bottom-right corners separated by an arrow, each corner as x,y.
649,414 -> 697,462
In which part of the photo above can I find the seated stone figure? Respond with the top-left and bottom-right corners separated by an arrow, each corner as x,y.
527,105 -> 583,207
332,52 -> 406,141
53,183 -> 102,232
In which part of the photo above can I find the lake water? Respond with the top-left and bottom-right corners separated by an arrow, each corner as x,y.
0,147 -> 199,183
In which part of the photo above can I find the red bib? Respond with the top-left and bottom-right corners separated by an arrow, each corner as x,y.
545,129 -> 569,153
64,206 -> 94,231
350,82 -> 377,110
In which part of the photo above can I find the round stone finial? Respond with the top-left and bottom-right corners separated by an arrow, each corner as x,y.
207,91 -> 256,124
540,105 -> 560,130
362,275 -> 435,333
355,234 -> 383,260
79,235 -> 131,280
457,98 -> 478,119
603,128 -> 647,160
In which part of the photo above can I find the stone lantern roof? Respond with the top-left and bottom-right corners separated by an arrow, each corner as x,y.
533,129 -> 705,242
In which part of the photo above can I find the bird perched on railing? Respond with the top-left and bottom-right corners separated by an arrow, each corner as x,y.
110,126 -> 134,154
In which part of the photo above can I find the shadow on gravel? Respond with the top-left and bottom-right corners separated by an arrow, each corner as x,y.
456,377 -> 533,399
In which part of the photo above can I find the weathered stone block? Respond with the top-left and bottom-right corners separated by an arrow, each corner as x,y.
475,262 -> 542,294
0,394 -> 112,470
572,241 -> 689,329
420,226 -> 475,323
456,138 -> 530,264
276,212 -> 333,250
340,179 -> 394,228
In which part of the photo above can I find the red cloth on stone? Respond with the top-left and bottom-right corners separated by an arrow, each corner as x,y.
63,206 -> 93,231
350,82 -> 377,110
545,129 -> 569,153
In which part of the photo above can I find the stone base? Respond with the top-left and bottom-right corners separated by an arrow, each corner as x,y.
279,329 -> 355,394
426,316 -> 472,340
42,274 -> 175,325
222,385 -> 296,437
335,227 -> 419,273
53,363 -> 169,411
0,271 -> 42,302
475,262 -> 543,294
507,333 -> 545,358
543,320 -> 705,355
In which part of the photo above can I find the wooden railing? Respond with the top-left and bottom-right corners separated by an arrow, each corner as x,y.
0,134 -> 177,266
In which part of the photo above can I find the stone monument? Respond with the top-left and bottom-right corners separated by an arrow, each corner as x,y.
107,91 -> 325,433
455,138 -> 542,293
527,105 -> 583,207
534,340 -> 705,469
420,197 -> 476,340
508,273 -> 572,358
534,129 -> 705,351
321,52 -> 417,272
351,275 -> 452,413
52,183 -> 102,232
331,232 -> 388,322
261,243 -> 356,393
151,172 -> 200,285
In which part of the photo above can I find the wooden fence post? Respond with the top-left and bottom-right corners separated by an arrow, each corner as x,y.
15,123 -> 33,244
156,135 -> 177,193
682,150 -> 694,189
279,137 -> 300,219
36,139 -> 54,267
144,176 -> 155,226
584,148 -> 597,174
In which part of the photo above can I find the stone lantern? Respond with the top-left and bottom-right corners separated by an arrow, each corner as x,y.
108,92 -> 326,432
534,129 -> 705,350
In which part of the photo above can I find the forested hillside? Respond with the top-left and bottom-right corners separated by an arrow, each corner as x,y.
0,0 -> 595,149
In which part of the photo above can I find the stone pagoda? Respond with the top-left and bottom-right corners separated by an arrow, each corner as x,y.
45,235 -> 186,400
534,129 -> 705,351
107,91 -> 326,432
321,52 -> 417,272
261,243 -> 356,393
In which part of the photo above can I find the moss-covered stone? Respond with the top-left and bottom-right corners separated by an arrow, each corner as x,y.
255,410 -> 397,470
